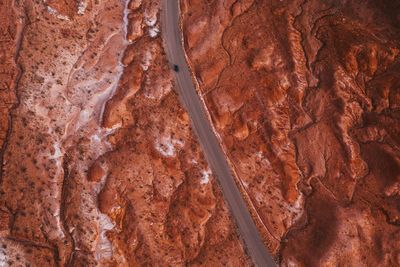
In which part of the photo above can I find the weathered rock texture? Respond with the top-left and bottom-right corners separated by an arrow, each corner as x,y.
0,0 -> 251,266
181,0 -> 400,265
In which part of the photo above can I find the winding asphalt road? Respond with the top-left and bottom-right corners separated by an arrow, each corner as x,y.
161,1 -> 276,266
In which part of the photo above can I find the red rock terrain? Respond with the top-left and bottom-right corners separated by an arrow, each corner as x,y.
181,0 -> 400,265
0,0 -> 251,266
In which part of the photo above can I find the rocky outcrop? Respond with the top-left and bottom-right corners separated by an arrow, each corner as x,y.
0,0 -> 251,265
181,0 -> 400,265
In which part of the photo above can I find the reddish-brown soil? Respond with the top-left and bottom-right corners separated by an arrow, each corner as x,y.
0,0 -> 251,266
182,0 -> 400,265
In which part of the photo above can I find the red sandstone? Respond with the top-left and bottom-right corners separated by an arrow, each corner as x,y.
0,0 -> 250,265
181,0 -> 400,265
1,0 -> 399,266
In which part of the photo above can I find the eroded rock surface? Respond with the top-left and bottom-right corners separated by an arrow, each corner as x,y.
181,0 -> 400,265
0,0 -> 251,266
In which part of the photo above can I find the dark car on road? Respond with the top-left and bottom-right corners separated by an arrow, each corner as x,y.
173,64 -> 179,72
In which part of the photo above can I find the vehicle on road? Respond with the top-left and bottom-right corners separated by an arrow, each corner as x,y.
162,1 -> 276,265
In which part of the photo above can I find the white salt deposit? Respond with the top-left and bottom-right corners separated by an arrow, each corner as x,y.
0,247 -> 8,267
46,6 -> 70,21
144,14 -> 157,27
154,135 -> 184,157
77,0 -> 87,15
200,169 -> 211,184
95,213 -> 115,261
148,26 -> 159,38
